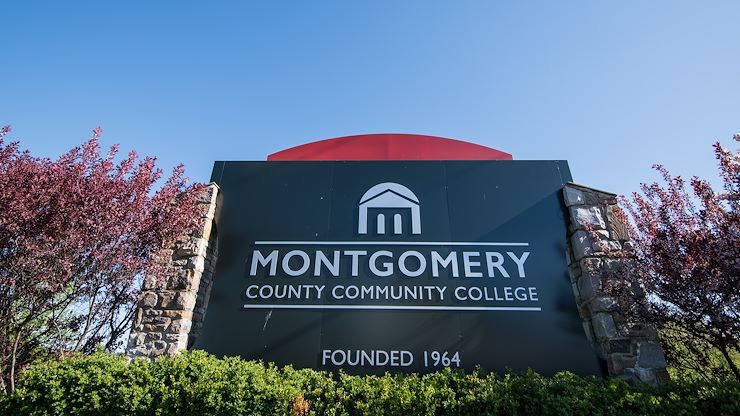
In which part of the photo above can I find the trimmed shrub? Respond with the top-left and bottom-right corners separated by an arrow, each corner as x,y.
3,351 -> 739,415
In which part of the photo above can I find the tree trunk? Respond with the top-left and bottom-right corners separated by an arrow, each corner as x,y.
718,344 -> 740,382
9,331 -> 21,393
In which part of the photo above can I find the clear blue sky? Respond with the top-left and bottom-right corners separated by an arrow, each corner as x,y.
2,1 -> 738,197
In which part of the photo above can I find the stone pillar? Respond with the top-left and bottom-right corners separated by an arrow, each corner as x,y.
126,183 -> 220,358
563,183 -> 669,384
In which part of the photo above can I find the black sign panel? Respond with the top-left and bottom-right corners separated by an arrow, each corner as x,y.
195,161 -> 605,376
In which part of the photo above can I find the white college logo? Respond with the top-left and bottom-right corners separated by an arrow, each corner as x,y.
358,182 -> 421,235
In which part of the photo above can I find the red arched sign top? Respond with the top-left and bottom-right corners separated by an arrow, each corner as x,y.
267,134 -> 512,161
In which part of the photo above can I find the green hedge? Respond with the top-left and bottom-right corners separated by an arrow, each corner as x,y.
1,351 -> 738,416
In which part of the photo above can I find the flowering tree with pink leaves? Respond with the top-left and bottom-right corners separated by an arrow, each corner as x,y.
612,135 -> 740,381
0,126 -> 204,393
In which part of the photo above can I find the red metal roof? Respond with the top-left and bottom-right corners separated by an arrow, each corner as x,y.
267,134 -> 512,161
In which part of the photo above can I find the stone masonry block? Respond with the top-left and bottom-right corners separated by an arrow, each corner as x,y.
570,230 -> 593,261
626,324 -> 659,339
175,292 -> 197,310
141,292 -> 158,307
579,258 -> 602,277
166,343 -> 182,355
605,338 -> 631,354
141,275 -> 164,291
594,239 -> 622,253
592,313 -> 617,339
602,258 -> 626,273
132,332 -> 145,346
145,332 -> 163,342
571,206 -> 607,230
159,292 -> 177,308
141,316 -> 156,324
164,333 -> 186,342
184,256 -> 206,275
144,323 -> 168,332
151,316 -> 171,326
576,276 -> 600,303
589,296 -> 617,312
169,318 -> 192,334
165,333 -> 189,352
607,353 -> 637,375
162,309 -> 193,319
151,341 -> 167,355
191,216 -> 214,239
636,342 -> 667,368
583,192 -> 616,206
130,345 -> 149,357
563,186 -> 586,206
175,237 -> 208,258
202,201 -> 217,221
171,258 -> 188,267
197,183 -> 219,205
168,269 -> 202,291
627,368 -> 660,385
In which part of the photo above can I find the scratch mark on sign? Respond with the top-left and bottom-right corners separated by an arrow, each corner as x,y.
262,310 -> 272,331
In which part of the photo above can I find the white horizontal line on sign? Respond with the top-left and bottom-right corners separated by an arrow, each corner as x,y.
254,241 -> 529,247
243,304 -> 541,312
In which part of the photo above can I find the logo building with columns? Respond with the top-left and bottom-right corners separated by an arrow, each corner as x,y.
358,182 -> 421,235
